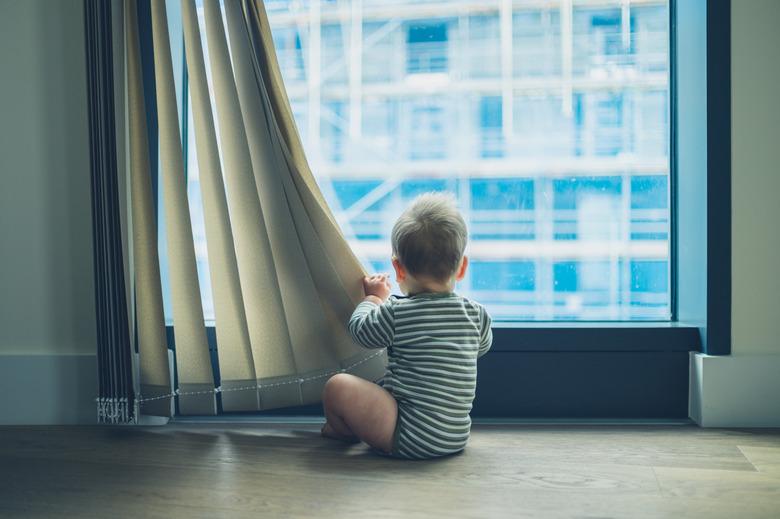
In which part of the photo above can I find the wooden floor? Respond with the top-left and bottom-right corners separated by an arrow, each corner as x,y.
1,423 -> 779,518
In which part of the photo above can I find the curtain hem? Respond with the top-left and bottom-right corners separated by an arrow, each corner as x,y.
174,349 -> 386,415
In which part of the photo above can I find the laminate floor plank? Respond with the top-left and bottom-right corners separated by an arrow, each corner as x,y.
653,465 -> 780,499
738,445 -> 780,475
1,424 -> 779,518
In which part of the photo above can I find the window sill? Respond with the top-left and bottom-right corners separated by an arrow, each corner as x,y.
489,321 -> 701,352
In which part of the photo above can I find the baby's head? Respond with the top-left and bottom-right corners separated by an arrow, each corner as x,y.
390,192 -> 468,294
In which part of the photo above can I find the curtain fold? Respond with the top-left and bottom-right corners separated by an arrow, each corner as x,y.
224,0 -> 340,379
125,0 -> 172,417
244,0 -> 368,307
149,0 -> 216,415
201,0 -> 301,409
85,0 -> 135,423
180,0 -> 258,412
122,0 -> 385,415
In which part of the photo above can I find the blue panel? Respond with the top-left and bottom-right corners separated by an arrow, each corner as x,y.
588,9 -> 624,56
591,11 -> 620,27
355,234 -> 383,240
630,260 -> 668,293
370,260 -> 391,274
470,179 -> 534,210
480,96 -> 502,128
471,261 -> 536,291
473,233 -> 536,241
553,261 -> 578,292
553,177 -> 622,209
631,175 -> 668,209
597,94 -> 623,126
407,23 -> 447,43
631,232 -> 669,240
553,179 -> 578,210
400,179 -> 454,199
594,94 -> 625,155
332,180 -> 383,208
407,23 -> 449,73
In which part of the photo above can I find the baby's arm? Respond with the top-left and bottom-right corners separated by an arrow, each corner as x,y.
348,275 -> 395,349
477,305 -> 493,358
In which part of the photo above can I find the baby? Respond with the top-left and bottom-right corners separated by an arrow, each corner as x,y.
321,192 -> 493,459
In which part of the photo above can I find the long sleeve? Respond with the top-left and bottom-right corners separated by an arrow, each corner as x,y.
349,299 -> 395,349
477,305 -> 493,358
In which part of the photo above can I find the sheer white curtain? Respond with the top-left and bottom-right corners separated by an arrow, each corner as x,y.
125,0 -> 385,416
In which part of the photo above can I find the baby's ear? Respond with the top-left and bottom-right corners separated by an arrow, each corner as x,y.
391,257 -> 406,281
455,256 -> 469,281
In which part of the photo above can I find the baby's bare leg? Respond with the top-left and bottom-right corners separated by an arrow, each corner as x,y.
321,373 -> 398,453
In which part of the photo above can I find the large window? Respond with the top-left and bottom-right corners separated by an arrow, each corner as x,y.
177,0 -> 671,323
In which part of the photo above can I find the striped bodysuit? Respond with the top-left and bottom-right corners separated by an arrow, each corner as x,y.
348,292 -> 493,459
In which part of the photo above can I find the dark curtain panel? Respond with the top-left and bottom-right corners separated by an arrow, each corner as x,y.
85,0 -> 135,424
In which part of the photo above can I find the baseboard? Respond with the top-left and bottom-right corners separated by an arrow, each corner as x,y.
689,352 -> 780,427
0,354 -> 97,425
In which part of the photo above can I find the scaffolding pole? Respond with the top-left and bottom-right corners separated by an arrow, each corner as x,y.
307,0 -> 322,163
560,0 -> 573,117
500,0 -> 513,140
349,0 -> 363,138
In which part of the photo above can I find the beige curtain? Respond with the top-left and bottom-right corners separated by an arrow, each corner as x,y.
125,0 -> 386,416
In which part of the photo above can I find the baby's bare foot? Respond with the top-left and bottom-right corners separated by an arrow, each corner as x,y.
321,422 -> 360,443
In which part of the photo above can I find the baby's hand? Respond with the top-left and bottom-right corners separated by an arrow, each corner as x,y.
363,274 -> 391,302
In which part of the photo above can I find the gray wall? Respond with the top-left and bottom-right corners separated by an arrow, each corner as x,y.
0,0 -> 97,424
0,0 -> 96,357
731,0 -> 780,356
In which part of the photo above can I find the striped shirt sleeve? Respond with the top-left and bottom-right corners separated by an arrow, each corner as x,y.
478,305 -> 493,358
349,299 -> 395,349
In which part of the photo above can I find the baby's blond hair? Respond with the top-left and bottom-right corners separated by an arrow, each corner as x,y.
391,193 -> 467,282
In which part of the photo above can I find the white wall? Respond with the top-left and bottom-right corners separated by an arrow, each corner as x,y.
690,0 -> 780,427
731,0 -> 780,357
0,0 -> 96,356
0,0 -> 97,423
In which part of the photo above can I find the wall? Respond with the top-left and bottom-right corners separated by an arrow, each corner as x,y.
690,0 -> 780,427
730,0 -> 780,356
0,0 -> 97,423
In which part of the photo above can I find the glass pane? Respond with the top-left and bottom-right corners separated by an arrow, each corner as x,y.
184,0 -> 671,322
268,0 -> 670,321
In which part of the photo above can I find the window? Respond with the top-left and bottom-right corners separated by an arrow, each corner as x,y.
407,100 -> 447,160
513,10 -> 561,77
177,0 -> 671,323
406,23 -> 448,74
479,96 -> 503,158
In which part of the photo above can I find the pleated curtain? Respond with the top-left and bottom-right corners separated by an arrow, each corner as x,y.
125,0 -> 386,416
85,0 -> 136,424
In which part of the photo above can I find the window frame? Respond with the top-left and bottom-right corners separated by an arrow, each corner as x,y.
138,0 -> 731,419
